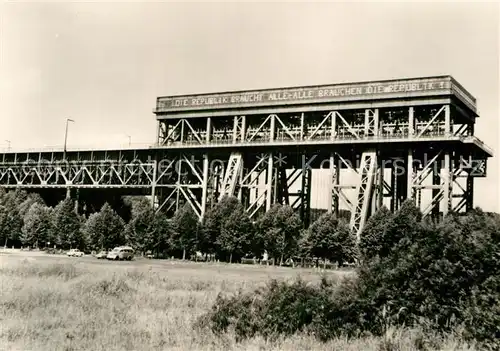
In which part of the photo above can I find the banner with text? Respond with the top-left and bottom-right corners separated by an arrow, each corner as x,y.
156,77 -> 465,112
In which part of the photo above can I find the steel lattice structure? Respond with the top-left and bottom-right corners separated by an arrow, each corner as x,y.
0,76 -> 493,236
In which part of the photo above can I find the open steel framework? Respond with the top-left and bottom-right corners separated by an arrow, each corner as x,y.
0,76 -> 492,237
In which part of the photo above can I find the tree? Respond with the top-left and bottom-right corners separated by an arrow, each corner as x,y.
124,197 -> 155,251
18,193 -> 45,217
304,213 -> 357,267
149,212 -> 172,256
0,190 -> 27,247
217,202 -> 254,263
20,203 -> 52,248
84,203 -> 125,251
379,199 -> 422,259
52,198 -> 84,250
257,204 -> 302,265
353,208 -> 500,346
359,206 -> 393,262
200,196 -> 242,257
0,205 -> 9,247
170,203 -> 199,260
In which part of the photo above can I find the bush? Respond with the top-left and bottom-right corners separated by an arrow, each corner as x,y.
198,277 -> 339,341
352,208 -> 500,349
200,206 -> 500,349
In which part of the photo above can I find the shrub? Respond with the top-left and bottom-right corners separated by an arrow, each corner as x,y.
359,206 -> 392,262
200,205 -> 500,349
303,213 -> 357,267
353,208 -> 500,349
198,277 -> 339,341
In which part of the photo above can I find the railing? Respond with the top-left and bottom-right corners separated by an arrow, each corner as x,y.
0,134 -> 493,155
0,143 -> 156,154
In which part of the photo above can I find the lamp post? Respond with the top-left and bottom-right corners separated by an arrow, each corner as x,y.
5,140 -> 10,152
63,118 -> 75,159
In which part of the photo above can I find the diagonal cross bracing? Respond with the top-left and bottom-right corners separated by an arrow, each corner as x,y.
350,149 -> 377,240
218,152 -> 243,201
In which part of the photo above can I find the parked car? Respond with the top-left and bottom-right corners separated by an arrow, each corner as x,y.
67,249 -> 84,257
95,251 -> 108,259
107,246 -> 134,261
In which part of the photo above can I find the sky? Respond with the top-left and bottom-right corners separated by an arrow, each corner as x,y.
0,1 -> 498,212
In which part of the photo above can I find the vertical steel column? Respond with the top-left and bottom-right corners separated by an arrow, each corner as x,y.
233,116 -> 239,143
444,105 -> 451,136
151,159 -> 157,207
265,114 -> 276,210
378,157 -> 384,209
364,110 -> 370,135
266,153 -> 273,211
270,114 -> 276,142
407,149 -> 414,200
238,156 -> 244,202
432,163 -> 441,219
276,167 -> 289,206
300,113 -> 305,140
206,117 -> 212,143
180,120 -> 185,144
201,154 -> 209,218
371,153 -> 382,214
390,162 -> 397,212
327,153 -> 335,213
408,107 -> 415,136
333,154 -> 340,218
176,153 -> 181,211
238,116 -> 246,202
301,161 -> 312,227
443,151 -> 452,216
272,167 -> 278,203
241,116 -> 246,142
331,112 -> 337,140
156,121 -> 161,145
466,173 -> 474,212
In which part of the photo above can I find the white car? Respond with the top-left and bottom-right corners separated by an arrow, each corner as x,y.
67,249 -> 84,257
107,246 -> 134,261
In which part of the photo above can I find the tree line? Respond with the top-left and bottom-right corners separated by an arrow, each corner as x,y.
0,189 -> 358,264
201,203 -> 500,349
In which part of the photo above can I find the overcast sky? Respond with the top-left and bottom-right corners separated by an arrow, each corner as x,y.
0,1 -> 498,211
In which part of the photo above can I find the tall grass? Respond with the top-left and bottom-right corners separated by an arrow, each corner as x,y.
0,257 -> 475,351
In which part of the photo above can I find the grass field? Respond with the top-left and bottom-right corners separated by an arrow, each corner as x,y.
0,251 -> 476,351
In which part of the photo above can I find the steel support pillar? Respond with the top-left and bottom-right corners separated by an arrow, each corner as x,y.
443,151 -> 452,216
407,149 -> 414,200
266,153 -> 273,211
201,154 -> 209,218
371,151 -> 383,215
327,153 -> 340,216
432,165 -> 440,219
151,159 -> 157,207
300,165 -> 312,227
390,162 -> 397,212
466,174 -> 474,211
377,156 -> 384,209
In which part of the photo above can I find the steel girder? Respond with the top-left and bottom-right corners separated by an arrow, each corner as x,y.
0,103 -> 490,234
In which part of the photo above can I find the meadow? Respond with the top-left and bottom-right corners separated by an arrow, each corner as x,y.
0,252 -> 476,351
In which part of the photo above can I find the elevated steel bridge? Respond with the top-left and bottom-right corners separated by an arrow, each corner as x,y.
1,75 -> 492,237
